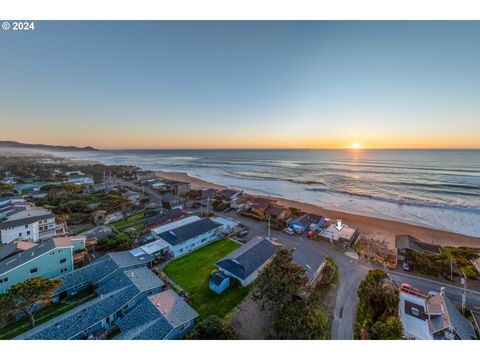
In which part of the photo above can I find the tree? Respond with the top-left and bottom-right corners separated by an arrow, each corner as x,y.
0,183 -> 14,195
0,294 -> 16,327
253,248 -> 308,313
106,232 -> 134,250
186,315 -> 238,340
355,270 -> 402,339
371,316 -> 403,340
0,278 -> 62,328
253,248 -> 329,340
270,297 -> 326,340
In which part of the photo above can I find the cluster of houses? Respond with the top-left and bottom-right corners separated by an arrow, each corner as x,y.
210,237 -> 328,294
15,250 -> 198,340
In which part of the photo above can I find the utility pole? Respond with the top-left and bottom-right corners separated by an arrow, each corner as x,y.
462,272 -> 467,314
267,216 -> 271,240
450,256 -> 453,281
206,197 -> 210,217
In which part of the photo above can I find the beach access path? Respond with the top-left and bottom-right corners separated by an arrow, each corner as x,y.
114,177 -> 480,339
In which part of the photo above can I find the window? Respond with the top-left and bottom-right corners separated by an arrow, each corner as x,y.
27,231 -> 31,236
411,307 -> 420,317
25,225 -> 28,229
18,232 -> 22,237
0,277 -> 8,284
29,267 -> 38,274
60,258 -> 67,264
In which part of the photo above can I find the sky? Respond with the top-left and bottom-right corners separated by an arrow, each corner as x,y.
1,21 -> 480,149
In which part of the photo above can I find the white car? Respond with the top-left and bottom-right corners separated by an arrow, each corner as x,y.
284,228 -> 294,235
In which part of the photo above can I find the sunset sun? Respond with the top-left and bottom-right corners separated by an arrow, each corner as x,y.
350,143 -> 361,149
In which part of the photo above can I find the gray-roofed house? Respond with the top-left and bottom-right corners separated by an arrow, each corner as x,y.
116,289 -> 198,340
215,236 -> 282,286
53,249 -> 153,300
395,234 -> 441,265
156,218 -> 222,257
292,241 -> 327,285
16,267 -> 166,340
399,286 -> 477,340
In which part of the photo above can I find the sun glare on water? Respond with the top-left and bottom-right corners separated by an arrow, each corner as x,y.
350,143 -> 361,149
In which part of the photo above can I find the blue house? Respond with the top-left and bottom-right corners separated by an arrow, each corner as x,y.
288,213 -> 326,233
209,271 -> 230,294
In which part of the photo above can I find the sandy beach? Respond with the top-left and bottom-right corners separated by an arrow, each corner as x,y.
155,170 -> 480,249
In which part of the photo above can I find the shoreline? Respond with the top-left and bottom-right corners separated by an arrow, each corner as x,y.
155,170 -> 480,249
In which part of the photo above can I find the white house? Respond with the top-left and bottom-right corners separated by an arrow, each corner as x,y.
66,174 -> 94,185
0,206 -> 56,245
155,217 -> 223,257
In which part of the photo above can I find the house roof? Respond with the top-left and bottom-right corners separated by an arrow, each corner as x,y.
144,208 -> 184,228
428,293 -> 477,340
55,250 -> 152,295
220,189 -> 240,199
291,212 -> 324,227
210,271 -> 229,286
395,235 -> 441,255
17,268 -> 164,340
161,193 -> 178,202
139,239 -> 170,255
215,236 -> 281,280
265,205 -> 286,217
0,240 -> 37,261
149,289 -> 199,328
251,197 -> 272,210
292,241 -> 326,281
0,238 -> 74,275
0,212 -> 55,230
157,218 -> 221,246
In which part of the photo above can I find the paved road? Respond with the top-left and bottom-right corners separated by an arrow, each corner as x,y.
114,178 -> 480,338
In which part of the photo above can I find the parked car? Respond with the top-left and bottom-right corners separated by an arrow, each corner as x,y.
306,230 -> 315,238
402,261 -> 410,271
284,227 -> 294,235
223,207 -> 233,213
237,230 -> 249,238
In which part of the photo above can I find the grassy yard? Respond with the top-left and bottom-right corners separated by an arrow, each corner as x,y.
163,238 -> 250,319
112,213 -> 145,230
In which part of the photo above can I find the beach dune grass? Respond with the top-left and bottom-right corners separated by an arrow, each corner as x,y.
163,238 -> 250,319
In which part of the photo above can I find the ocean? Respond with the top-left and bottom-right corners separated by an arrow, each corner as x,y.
51,149 -> 480,237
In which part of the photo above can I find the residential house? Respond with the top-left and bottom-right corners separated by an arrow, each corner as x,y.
0,236 -> 86,293
395,234 -> 441,265
209,271 -> 230,294
16,266 -> 166,340
292,241 -> 327,286
265,204 -> 290,222
210,216 -> 240,235
124,191 -> 141,205
219,189 -> 244,208
249,197 -> 273,218
0,240 -> 37,261
0,205 -> 56,244
92,210 -> 107,225
115,289 -> 198,340
15,183 -> 42,194
399,286 -> 477,340
65,174 -> 94,185
165,181 -> 191,196
144,208 -> 185,229
288,212 -> 326,233
161,192 -> 185,210
155,217 -> 223,258
318,223 -> 358,246
215,236 -> 281,286
135,170 -> 155,181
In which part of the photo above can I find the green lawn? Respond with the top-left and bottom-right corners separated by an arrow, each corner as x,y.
112,213 -> 145,230
164,238 -> 250,319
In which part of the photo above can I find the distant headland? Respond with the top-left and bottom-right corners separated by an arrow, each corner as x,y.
0,141 -> 98,152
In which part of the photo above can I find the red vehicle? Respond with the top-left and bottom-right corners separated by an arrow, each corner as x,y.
306,230 -> 315,238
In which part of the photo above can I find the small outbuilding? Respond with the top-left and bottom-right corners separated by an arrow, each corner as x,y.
209,271 -> 230,294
